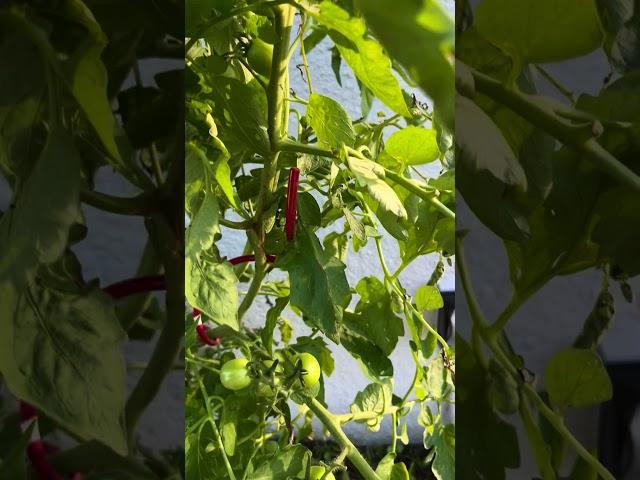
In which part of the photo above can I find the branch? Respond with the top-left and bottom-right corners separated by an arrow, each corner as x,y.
306,398 -> 382,480
469,66 -> 640,193
80,189 -> 156,216
276,141 -> 455,219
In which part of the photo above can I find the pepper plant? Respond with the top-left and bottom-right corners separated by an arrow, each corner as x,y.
456,0 -> 640,479
184,1 -> 455,479
0,1 -> 184,479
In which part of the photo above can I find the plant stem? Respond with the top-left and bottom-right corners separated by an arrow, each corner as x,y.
276,141 -> 455,219
383,169 -> 455,220
306,398 -> 382,480
456,235 -> 615,480
519,391 -> 557,480
470,66 -> 640,193
80,189 -> 155,216
125,214 -> 183,440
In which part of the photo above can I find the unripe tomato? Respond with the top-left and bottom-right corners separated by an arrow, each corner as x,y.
247,38 -> 273,78
309,466 -> 336,480
220,358 -> 251,391
295,353 -> 321,389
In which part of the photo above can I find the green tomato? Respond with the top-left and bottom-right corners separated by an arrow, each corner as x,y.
220,358 -> 251,391
295,352 -> 321,389
247,38 -> 273,78
309,466 -> 336,480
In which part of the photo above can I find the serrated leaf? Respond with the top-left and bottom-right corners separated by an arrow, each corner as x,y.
276,228 -> 351,341
185,257 -> 239,331
185,190 -> 219,258
306,93 -> 355,149
315,2 -> 411,117
350,381 -> 393,432
347,156 -> 407,219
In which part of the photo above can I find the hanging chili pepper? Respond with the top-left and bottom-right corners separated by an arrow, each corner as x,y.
285,167 -> 300,242
102,275 -> 166,300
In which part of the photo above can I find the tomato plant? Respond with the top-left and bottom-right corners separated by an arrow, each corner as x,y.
0,1 -> 183,478
456,0 -> 640,479
185,0 -> 455,479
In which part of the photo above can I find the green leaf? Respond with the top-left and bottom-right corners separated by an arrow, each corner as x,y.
344,277 -> 404,356
456,95 -> 530,242
545,348 -> 612,408
347,155 -> 407,219
475,0 -> 603,67
186,422 -> 217,479
0,282 -> 128,455
0,127 -> 80,277
358,0 -> 455,129
276,228 -> 351,342
251,444 -> 311,480
424,423 -> 455,480
486,359 -> 519,415
380,127 -> 440,170
306,93 -> 356,149
350,381 -> 393,432
415,285 -> 444,311
211,136 -> 238,208
186,190 -> 219,259
185,257 -> 239,331
456,335 -> 520,478
341,321 -> 394,379
456,96 -> 526,189
375,453 -> 410,480
208,77 -> 270,157
315,2 -> 411,117
591,187 -> 640,276
66,43 -> 121,162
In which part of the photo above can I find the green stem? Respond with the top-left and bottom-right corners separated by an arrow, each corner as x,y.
199,379 -> 237,480
383,169 -> 454,220
456,235 -> 615,480
125,215 -> 183,440
80,189 -> 156,216
334,403 -> 413,424
306,398 -> 382,480
219,218 -> 251,230
276,140 -> 455,219
470,66 -> 640,193
519,391 -> 557,480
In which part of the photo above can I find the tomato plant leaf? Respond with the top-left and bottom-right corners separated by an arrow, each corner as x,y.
66,43 -> 122,163
350,381 -> 393,432
358,0 -> 455,129
186,190 -> 219,259
475,0 -> 603,67
424,422 -> 455,480
251,445 -> 311,480
306,92 -> 356,149
546,348 -> 613,409
315,1 -> 411,117
379,126 -> 440,170
185,257 -> 239,331
0,282 -> 128,455
347,155 -> 407,219
345,277 -> 404,356
276,228 -> 351,342
416,285 -> 444,311
207,76 -> 270,157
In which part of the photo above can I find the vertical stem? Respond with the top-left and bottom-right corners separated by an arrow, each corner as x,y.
306,398 -> 382,480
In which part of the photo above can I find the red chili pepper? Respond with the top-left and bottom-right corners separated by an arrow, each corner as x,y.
228,254 -> 277,265
285,167 -> 300,242
27,442 -> 65,480
102,275 -> 166,300
195,324 -> 220,346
